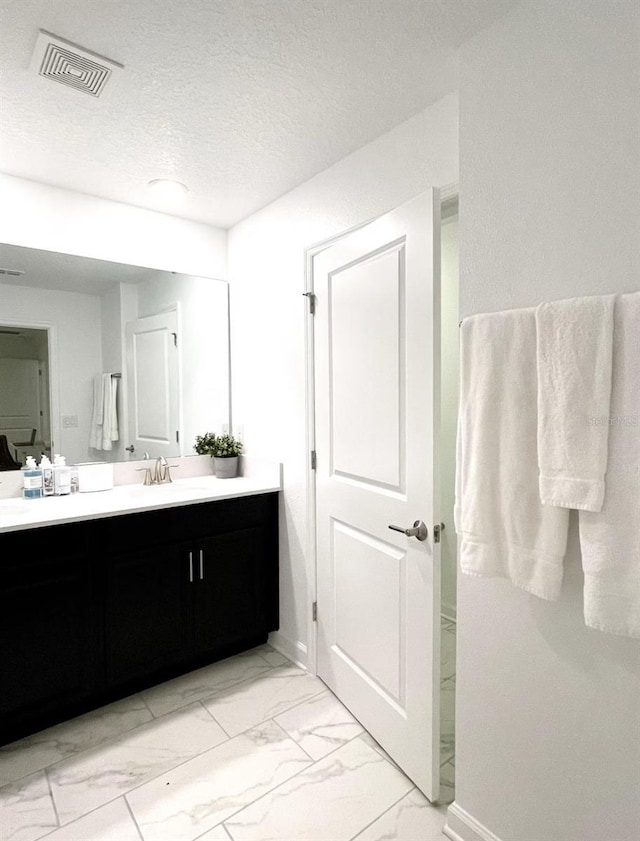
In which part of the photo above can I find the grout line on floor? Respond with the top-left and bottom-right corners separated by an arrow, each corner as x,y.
138,692 -> 158,720
198,699 -> 231,738
124,793 -> 146,841
44,766 -> 61,829
349,785 -> 418,841
198,682 -> 330,743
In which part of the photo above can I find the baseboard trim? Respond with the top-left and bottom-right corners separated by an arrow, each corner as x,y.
268,631 -> 308,670
444,803 -> 504,841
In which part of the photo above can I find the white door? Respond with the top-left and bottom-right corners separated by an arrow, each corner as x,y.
125,311 -> 180,459
314,190 -> 441,800
0,358 -> 42,443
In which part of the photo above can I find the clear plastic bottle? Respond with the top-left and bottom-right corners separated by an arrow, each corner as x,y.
40,455 -> 55,496
22,456 -> 43,500
53,454 -> 71,496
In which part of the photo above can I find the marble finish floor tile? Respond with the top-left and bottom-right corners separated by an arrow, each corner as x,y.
353,788 -> 447,841
224,734 -> 414,841
439,758 -> 455,805
126,720 -> 311,841
0,770 -> 57,841
31,798 -> 141,841
48,702 -> 227,826
141,651 -> 272,718
195,827 -> 233,841
441,625 -> 456,682
255,644 -> 290,668
274,689 -> 363,760
202,665 -> 326,737
440,733 -> 455,766
0,695 -> 153,788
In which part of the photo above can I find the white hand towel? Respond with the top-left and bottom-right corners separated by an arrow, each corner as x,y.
89,374 -> 104,450
536,295 -> 616,512
109,376 -> 119,443
455,309 -> 570,600
101,373 -> 113,451
579,292 -> 640,638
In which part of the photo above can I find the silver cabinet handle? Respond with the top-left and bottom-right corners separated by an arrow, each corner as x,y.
199,549 -> 204,580
388,520 -> 429,541
189,551 -> 194,583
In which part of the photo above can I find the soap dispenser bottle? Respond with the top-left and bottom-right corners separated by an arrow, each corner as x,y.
22,456 -> 43,499
40,455 -> 54,496
53,454 -> 71,496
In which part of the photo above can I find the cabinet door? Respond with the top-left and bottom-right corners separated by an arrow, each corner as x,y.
105,544 -> 193,689
0,554 -> 97,731
195,527 -> 267,656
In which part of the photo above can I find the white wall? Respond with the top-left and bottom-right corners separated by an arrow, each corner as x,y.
440,214 -> 459,619
0,284 -> 102,464
0,175 -> 227,279
229,92 -> 458,663
449,3 -> 640,841
137,273 -> 230,456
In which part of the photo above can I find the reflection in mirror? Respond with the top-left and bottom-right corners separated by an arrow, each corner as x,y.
0,326 -> 51,469
0,243 -> 230,470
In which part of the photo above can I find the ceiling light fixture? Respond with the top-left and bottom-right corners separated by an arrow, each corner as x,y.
147,179 -> 189,201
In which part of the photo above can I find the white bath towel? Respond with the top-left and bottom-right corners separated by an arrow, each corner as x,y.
89,374 -> 104,449
455,309 -> 570,600
90,374 -> 119,451
536,295 -> 616,512
579,292 -> 640,638
107,375 -> 119,445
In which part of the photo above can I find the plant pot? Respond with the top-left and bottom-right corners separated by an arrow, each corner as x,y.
213,456 -> 239,479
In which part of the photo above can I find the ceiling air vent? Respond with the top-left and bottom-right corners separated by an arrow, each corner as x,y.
30,30 -> 123,98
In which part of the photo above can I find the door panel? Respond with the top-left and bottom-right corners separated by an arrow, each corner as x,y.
314,190 -> 441,800
0,556 -> 97,718
333,520 -> 406,703
125,310 -> 179,459
196,528 -> 263,654
105,544 -> 192,688
329,244 -> 405,490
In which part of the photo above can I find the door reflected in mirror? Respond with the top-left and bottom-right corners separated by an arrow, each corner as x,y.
0,326 -> 51,469
0,243 -> 230,469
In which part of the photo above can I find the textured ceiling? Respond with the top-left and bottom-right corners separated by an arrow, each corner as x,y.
0,0 -> 515,228
0,243 -> 158,295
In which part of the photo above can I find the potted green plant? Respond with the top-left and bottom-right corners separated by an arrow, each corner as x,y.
194,432 -> 243,479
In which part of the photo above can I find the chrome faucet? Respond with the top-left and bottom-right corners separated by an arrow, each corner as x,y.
153,456 -> 168,484
135,455 -> 179,485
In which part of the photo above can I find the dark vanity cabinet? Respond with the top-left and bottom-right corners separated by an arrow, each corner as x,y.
0,522 -> 102,740
0,492 -> 279,745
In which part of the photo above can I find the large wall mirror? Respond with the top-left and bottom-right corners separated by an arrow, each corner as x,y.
0,243 -> 230,469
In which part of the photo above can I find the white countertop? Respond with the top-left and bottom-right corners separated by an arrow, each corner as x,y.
0,475 -> 281,533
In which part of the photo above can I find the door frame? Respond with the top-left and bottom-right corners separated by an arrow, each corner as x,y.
303,183 -> 459,677
0,318 -> 59,459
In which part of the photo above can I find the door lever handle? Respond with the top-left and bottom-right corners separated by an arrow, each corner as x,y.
388,520 -> 429,541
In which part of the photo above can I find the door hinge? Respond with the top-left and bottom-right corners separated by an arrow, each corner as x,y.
172,331 -> 178,347
434,523 -> 444,543
302,291 -> 316,315
310,450 -> 317,470
312,601 -> 318,622
176,430 -> 179,443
